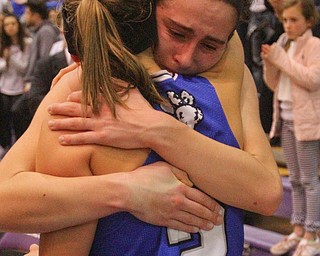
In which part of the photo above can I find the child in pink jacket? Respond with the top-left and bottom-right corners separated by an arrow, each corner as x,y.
262,0 -> 320,255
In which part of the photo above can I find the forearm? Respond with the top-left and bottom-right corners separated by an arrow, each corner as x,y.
39,221 -> 97,255
0,171 -> 130,233
145,115 -> 280,215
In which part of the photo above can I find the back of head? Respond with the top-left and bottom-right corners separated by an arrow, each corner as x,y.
62,0 -> 163,116
63,0 -> 157,55
25,0 -> 49,20
109,0 -> 158,54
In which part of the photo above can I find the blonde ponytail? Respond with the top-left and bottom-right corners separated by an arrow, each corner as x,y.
65,0 -> 163,117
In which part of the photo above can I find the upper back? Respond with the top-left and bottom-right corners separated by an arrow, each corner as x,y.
35,67 -> 149,178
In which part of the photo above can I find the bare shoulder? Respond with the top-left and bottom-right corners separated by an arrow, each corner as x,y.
35,67 -> 88,177
0,69 -> 80,180
36,82 -> 149,178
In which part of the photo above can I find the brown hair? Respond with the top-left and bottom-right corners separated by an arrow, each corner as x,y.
0,14 -> 27,58
62,0 -> 163,116
281,0 -> 319,27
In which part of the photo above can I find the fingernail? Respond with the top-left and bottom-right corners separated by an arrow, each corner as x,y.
48,120 -> 54,128
216,216 -> 223,225
47,105 -> 52,113
59,136 -> 65,144
207,222 -> 214,229
192,227 -> 200,233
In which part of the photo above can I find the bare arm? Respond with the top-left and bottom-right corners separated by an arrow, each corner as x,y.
0,70 -> 220,234
48,68 -> 282,215
46,33 -> 282,215
35,75 -> 99,255
136,67 -> 282,215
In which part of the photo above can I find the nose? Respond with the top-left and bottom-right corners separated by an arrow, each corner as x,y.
172,43 -> 196,70
284,20 -> 291,30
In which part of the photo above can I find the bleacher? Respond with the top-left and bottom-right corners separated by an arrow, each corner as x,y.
0,233 -> 39,256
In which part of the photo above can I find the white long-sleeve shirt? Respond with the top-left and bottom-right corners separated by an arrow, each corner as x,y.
0,38 -> 31,95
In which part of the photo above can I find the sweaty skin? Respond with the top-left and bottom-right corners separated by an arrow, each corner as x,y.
49,32 -> 282,215
0,77 -> 220,234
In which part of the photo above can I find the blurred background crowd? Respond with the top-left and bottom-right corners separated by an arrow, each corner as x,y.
0,0 -> 72,159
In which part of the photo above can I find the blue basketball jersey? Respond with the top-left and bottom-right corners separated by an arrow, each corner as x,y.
90,70 -> 244,256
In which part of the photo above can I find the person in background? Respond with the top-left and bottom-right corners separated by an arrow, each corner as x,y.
0,13 -> 31,158
27,41 -> 71,117
11,0 -> 60,139
10,0 -> 26,19
245,0 -> 284,137
262,0 -> 320,255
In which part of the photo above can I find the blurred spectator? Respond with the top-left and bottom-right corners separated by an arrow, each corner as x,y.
28,39 -> 72,116
11,0 -> 60,140
0,0 -> 13,14
0,14 -> 31,157
313,0 -> 320,36
23,0 -> 60,82
10,0 -> 26,19
246,0 -> 284,137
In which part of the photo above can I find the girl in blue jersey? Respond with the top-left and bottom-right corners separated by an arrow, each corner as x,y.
38,0 -> 282,255
2,0 -> 281,255
50,0 -> 281,225
43,0 -> 281,255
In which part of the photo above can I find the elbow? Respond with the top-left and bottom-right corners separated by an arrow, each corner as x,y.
256,182 -> 283,216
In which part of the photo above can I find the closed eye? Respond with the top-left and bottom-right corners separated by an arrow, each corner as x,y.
202,43 -> 217,51
169,29 -> 186,40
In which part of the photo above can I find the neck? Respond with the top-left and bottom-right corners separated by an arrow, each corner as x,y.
11,36 -> 18,45
33,18 -> 44,28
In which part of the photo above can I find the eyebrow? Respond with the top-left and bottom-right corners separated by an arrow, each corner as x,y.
166,18 -> 226,45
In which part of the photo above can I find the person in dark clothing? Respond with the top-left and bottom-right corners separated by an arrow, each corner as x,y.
245,0 -> 284,135
11,0 -> 60,139
27,48 -> 70,116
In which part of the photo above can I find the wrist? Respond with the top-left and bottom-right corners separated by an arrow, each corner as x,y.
99,172 -> 132,214
145,112 -> 186,154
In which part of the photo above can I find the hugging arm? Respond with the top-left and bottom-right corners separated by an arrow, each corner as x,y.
0,71 -> 220,234
47,35 -> 282,215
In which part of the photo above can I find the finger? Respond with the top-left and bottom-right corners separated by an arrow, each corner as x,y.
48,102 -> 93,118
184,187 -> 223,225
169,166 -> 193,187
166,219 -> 200,234
172,210 -> 217,231
182,198 -> 223,228
150,162 -> 193,187
48,117 -> 94,131
67,90 -> 82,103
58,131 -> 101,145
